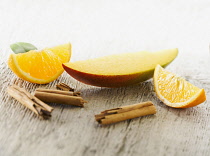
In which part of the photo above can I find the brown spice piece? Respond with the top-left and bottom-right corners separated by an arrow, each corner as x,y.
95,101 -> 156,125
34,89 -> 87,107
56,83 -> 74,91
7,85 -> 53,119
36,88 -> 80,96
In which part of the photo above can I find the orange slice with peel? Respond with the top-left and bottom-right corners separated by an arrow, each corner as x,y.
153,65 -> 206,108
8,43 -> 71,84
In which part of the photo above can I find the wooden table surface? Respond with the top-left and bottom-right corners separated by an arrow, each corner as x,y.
1,1 -> 210,156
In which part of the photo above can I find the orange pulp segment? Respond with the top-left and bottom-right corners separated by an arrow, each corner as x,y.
153,65 -> 206,108
8,43 -> 71,84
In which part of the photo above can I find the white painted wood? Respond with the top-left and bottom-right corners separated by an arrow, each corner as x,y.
0,0 -> 210,156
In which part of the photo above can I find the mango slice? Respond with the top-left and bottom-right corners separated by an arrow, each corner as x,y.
63,48 -> 178,87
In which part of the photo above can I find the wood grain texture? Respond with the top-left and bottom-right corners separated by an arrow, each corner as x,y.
1,0 -> 210,156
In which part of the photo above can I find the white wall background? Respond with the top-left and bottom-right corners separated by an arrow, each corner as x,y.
1,0 -> 210,61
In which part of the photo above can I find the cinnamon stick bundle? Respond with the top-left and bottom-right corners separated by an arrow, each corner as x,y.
34,89 -> 86,107
7,85 -> 53,119
95,101 -> 156,125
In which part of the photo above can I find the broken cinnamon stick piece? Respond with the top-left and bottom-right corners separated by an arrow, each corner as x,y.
7,85 -> 53,119
56,83 -> 74,91
95,101 -> 156,125
34,89 -> 87,107
36,88 -> 81,96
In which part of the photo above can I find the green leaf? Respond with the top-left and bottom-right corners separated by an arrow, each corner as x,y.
10,42 -> 37,54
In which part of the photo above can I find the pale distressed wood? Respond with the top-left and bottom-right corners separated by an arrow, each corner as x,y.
1,0 -> 210,156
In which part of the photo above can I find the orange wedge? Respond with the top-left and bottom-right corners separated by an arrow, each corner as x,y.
8,43 -> 71,84
153,65 -> 206,108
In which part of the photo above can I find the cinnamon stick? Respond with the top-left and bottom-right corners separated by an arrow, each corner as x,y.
95,101 -> 156,125
36,88 -> 80,96
34,89 -> 86,107
56,83 -> 74,91
7,85 -> 53,119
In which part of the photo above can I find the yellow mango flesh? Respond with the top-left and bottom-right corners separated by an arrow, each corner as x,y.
63,48 -> 178,87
